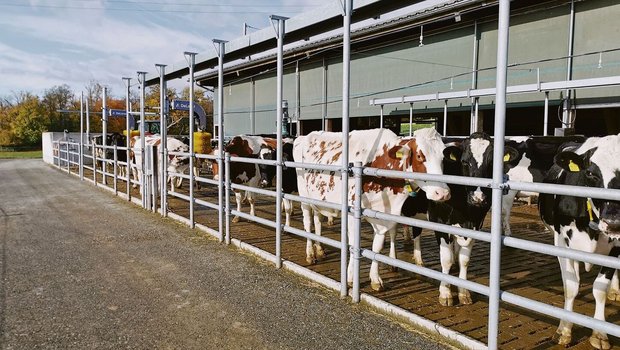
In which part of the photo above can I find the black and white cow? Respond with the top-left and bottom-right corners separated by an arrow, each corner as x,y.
502,135 -> 586,236
400,132 -> 518,306
91,132 -> 127,178
257,140 -> 297,227
540,135 -> 620,349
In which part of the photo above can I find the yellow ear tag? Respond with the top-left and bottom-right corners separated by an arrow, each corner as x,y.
404,183 -> 413,193
568,160 -> 580,172
586,200 -> 594,221
450,153 -> 457,161
395,150 -> 404,159
503,153 -> 510,162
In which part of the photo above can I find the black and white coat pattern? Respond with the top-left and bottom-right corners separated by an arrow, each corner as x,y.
539,135 -> 620,349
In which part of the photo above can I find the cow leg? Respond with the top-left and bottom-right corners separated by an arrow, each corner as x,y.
232,191 -> 242,223
554,234 -> 580,346
501,190 -> 517,236
438,234 -> 454,306
176,175 -> 183,189
590,269 -> 612,350
608,271 -> 620,302
388,227 -> 398,272
412,228 -> 424,266
402,225 -> 412,243
247,191 -> 255,217
301,203 -> 317,264
283,198 -> 293,227
326,215 -> 334,227
312,212 -> 325,261
456,235 -> 474,305
369,226 -> 388,291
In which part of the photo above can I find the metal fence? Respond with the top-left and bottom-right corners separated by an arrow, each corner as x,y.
49,1 -> 620,348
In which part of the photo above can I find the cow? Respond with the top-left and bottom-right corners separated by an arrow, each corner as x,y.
211,147 -> 261,223
502,135 -> 586,236
400,132 -> 518,306
129,135 -> 190,194
257,140 -> 297,227
91,133 -> 127,178
539,134 -> 620,349
294,127 -> 453,291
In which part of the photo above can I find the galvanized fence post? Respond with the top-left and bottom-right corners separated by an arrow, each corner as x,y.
225,152 -> 231,245
93,144 -> 97,187
352,161 -> 363,303
66,142 -> 70,173
113,144 -> 118,195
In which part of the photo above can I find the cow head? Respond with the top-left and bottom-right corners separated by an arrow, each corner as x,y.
225,136 -> 253,157
555,135 -> 620,238
258,145 -> 276,187
387,128 -> 451,202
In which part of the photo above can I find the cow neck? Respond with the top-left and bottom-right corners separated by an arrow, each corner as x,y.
362,140 -> 415,195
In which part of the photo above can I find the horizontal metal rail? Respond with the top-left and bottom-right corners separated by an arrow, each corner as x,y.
230,156 -> 277,167
195,153 -> 218,160
507,180 -> 620,201
168,191 -> 190,201
284,161 -> 342,173
283,193 -> 343,212
231,210 -> 276,228
370,75 -> 620,105
195,197 -> 220,211
283,225 -> 341,250
196,176 -> 218,186
230,183 -> 277,198
364,167 -> 494,188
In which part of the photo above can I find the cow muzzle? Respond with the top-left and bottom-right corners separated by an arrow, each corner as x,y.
422,183 -> 451,202
467,187 -> 487,207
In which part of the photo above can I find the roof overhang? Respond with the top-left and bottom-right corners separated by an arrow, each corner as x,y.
144,0 -> 436,86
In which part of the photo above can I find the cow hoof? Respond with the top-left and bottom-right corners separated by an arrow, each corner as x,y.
413,258 -> 424,267
306,256 -> 316,264
439,296 -> 453,307
553,331 -> 572,347
232,216 -> 240,223
370,282 -> 384,292
326,218 -> 334,227
590,332 -> 611,350
314,245 -> 325,260
607,290 -> 620,302
458,293 -> 473,305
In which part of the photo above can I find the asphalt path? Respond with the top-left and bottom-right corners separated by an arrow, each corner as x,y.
0,159 -> 452,350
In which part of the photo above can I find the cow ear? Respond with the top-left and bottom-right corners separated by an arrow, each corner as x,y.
503,146 -> 519,163
443,146 -> 462,162
555,151 -> 585,172
388,144 -> 410,160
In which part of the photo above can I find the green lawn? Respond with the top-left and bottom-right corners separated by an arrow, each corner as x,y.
0,150 -> 43,159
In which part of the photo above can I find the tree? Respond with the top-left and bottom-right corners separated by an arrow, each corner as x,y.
6,93 -> 48,146
42,84 -> 75,132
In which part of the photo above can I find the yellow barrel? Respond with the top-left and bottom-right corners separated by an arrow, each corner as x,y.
123,130 -> 141,137
193,131 -> 212,154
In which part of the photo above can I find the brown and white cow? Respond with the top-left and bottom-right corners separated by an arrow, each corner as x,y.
293,127 -> 452,291
129,135 -> 190,194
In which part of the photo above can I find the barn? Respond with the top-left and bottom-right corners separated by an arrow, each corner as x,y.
165,0 -> 620,138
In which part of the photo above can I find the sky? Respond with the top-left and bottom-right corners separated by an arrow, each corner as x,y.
0,0 -> 321,99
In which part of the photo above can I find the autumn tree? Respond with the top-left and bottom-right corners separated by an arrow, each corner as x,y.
3,92 -> 48,146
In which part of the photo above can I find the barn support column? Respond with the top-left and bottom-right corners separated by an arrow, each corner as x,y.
156,65 -> 167,216
341,0 -> 353,300
409,103 -> 413,137
543,91 -> 549,136
251,78 -> 256,134
213,39 -> 227,244
185,52 -> 197,228
322,57 -> 328,131
561,0 -> 576,131
270,14 -> 288,269
488,0 -> 510,348
379,105 -> 384,129
443,100 -> 448,136
138,71 -> 147,209
102,87 -> 108,185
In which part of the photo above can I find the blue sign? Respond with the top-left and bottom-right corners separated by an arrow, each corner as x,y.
109,109 -> 127,117
171,100 -> 190,111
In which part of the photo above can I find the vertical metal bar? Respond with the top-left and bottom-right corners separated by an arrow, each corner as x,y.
379,105 -> 384,129
340,0 -> 352,299
488,1 -> 510,348
225,152 -> 231,245
102,87 -> 108,185
214,39 -> 227,243
563,0 -> 575,128
93,143 -> 97,186
152,145 -> 157,213
475,97 -> 479,129
322,57 -> 327,131
79,91 -> 84,181
156,65 -> 167,216
352,161 -> 363,303
544,91 -> 549,136
443,100 -> 448,136
185,52 -> 196,228
113,143 -> 118,195
66,142 -> 70,172
470,20 -> 480,134
251,78 -> 256,134
271,14 -> 287,269
408,103 -> 413,137
86,98 -> 90,146
123,77 -> 132,201
138,71 -> 147,209
296,60 -> 301,137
